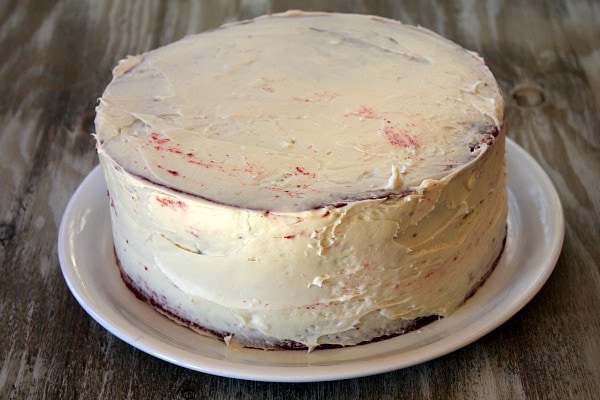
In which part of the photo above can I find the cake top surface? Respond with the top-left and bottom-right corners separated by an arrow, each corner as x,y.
95,11 -> 503,211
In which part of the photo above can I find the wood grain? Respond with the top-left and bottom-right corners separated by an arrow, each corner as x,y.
1,0 -> 598,399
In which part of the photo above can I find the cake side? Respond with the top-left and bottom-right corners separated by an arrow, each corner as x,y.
98,129 -> 506,350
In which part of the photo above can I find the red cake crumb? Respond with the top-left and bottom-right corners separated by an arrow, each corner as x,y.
156,196 -> 187,210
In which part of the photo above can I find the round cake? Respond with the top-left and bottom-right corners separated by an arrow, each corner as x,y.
94,11 -> 507,351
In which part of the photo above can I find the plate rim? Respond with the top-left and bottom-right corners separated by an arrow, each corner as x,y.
57,138 -> 564,382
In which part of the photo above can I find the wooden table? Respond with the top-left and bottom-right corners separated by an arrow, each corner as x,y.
1,1 -> 598,398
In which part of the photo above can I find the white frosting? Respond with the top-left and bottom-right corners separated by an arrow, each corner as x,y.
96,11 -> 503,211
95,11 -> 507,350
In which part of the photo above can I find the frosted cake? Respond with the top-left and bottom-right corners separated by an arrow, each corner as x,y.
94,11 -> 507,350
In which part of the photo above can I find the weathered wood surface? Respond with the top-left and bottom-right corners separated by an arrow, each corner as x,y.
1,0 -> 598,398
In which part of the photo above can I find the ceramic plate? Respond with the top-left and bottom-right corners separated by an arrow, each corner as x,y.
58,139 -> 564,382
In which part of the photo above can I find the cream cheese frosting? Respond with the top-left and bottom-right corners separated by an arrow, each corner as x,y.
95,11 -> 503,211
95,11 -> 507,350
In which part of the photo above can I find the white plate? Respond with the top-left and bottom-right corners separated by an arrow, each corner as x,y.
58,139 -> 564,382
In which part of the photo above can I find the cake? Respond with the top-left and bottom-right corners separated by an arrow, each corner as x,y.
94,11 -> 507,351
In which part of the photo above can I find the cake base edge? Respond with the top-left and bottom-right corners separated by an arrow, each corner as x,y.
114,232 -> 506,351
